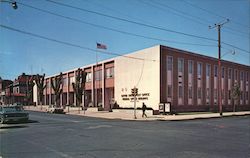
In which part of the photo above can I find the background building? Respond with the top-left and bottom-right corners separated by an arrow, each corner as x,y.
0,78 -> 13,105
1,73 -> 34,105
36,45 -> 250,112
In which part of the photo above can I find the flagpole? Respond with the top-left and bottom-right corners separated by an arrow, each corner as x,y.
95,42 -> 107,109
95,43 -> 98,108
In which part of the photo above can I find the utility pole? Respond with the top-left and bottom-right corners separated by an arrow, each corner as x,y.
209,19 -> 229,116
95,50 -> 98,108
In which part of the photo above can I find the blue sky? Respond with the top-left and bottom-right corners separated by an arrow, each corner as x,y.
0,0 -> 249,80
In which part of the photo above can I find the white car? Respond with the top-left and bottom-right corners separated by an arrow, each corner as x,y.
46,105 -> 65,114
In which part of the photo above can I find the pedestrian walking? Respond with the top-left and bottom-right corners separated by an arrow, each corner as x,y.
142,102 -> 147,118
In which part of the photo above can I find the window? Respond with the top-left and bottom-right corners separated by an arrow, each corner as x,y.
246,92 -> 249,100
178,85 -> 183,98
105,67 -> 114,79
206,88 -> 210,99
69,76 -> 75,84
188,87 -> 193,99
167,85 -> 172,98
188,60 -> 193,74
167,56 -> 173,71
222,67 -> 225,78
214,89 -> 217,99
240,71 -> 244,80
228,90 -> 231,100
46,82 -> 50,88
51,78 -> 56,87
86,72 -> 92,82
206,64 -> 211,76
214,65 -> 218,77
234,70 -> 238,80
62,78 -> 67,86
198,87 -> 202,99
198,62 -> 202,76
178,58 -> 184,72
246,72 -> 249,81
228,69 -> 232,79
95,70 -> 102,81
222,90 -> 225,99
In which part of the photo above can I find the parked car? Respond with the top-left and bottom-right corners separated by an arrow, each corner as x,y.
46,105 -> 65,114
13,102 -> 23,106
0,106 -> 29,124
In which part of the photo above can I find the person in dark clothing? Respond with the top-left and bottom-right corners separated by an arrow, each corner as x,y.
142,102 -> 147,118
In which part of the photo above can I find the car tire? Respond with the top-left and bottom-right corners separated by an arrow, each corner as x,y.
0,116 -> 4,124
24,118 -> 29,122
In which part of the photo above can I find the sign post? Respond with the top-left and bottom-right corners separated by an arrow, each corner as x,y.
131,87 -> 138,119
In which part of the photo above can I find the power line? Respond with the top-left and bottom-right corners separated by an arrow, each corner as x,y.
182,0 -> 250,29
86,0 -> 154,26
0,24 -> 157,62
46,0 -> 249,53
45,0 -> 217,42
146,0 -> 249,37
222,42 -> 250,54
224,26 -> 249,35
17,2 -> 216,47
150,0 -> 211,24
140,0 -> 249,54
139,0 -> 208,26
223,28 -> 250,39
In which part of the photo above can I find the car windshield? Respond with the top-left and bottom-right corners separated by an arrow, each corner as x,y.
3,106 -> 23,112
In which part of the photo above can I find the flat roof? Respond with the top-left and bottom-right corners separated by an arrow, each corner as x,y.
161,45 -> 250,68
46,44 -> 249,79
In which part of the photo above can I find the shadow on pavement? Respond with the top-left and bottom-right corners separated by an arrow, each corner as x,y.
0,120 -> 40,129
1,119 -> 39,125
0,125 -> 28,129
5,120 -> 38,124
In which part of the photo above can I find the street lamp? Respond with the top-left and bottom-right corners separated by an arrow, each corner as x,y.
0,0 -> 18,9
221,50 -> 235,58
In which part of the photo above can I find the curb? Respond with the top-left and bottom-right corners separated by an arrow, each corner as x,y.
24,108 -> 250,121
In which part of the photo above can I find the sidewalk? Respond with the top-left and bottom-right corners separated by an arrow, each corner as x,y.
24,106 -> 250,121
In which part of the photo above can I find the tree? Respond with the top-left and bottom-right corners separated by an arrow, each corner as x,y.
51,73 -> 63,107
72,68 -> 87,107
34,74 -> 46,105
26,76 -> 35,105
231,83 -> 241,112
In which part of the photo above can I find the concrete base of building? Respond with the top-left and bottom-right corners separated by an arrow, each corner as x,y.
171,105 -> 250,113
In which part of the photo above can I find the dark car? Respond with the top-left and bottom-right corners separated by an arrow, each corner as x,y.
0,106 -> 29,124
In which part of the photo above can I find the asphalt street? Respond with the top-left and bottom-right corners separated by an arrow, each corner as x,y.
0,111 -> 249,158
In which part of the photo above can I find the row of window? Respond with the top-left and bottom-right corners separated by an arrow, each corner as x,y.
168,56 -> 248,75
167,81 -> 249,104
13,87 -> 29,94
86,67 -> 114,82
45,67 -> 114,88
171,57 -> 249,80
178,59 -> 249,82
166,56 -> 249,105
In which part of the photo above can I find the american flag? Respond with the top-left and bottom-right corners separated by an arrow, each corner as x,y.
96,43 -> 107,50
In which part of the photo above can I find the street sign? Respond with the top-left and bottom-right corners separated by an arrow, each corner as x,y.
165,103 -> 170,112
159,103 -> 164,113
